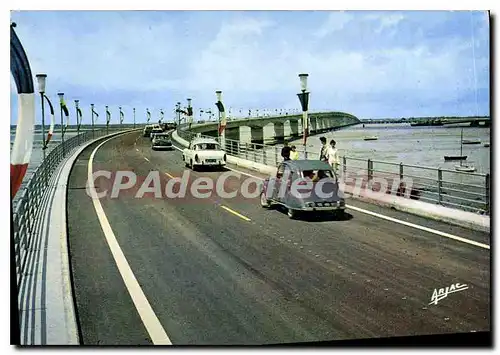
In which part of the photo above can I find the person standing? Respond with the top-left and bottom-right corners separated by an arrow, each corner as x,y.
319,137 -> 328,162
290,145 -> 299,160
327,139 -> 340,172
281,141 -> 292,161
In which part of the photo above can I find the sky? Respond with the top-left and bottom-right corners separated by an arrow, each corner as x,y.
9,10 -> 490,124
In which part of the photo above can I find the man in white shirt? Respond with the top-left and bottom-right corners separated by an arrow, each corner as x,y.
327,139 -> 340,172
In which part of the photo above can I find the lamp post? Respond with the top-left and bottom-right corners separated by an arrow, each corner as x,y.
91,104 -> 95,139
187,98 -> 192,130
75,99 -> 80,145
36,74 -> 47,160
105,105 -> 109,135
57,92 -> 65,156
133,107 -> 136,129
176,101 -> 181,127
297,73 -> 310,146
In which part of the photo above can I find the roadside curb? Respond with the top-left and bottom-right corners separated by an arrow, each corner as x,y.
25,130 -> 134,345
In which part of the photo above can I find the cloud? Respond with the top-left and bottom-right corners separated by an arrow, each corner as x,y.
9,10 -> 490,123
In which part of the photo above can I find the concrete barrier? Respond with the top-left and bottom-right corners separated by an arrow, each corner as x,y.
172,130 -> 490,233
19,130 -> 135,345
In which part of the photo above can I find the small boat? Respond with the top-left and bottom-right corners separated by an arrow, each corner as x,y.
444,155 -> 467,161
455,164 -> 476,172
363,136 -> 378,141
462,139 -> 481,145
454,129 -> 476,172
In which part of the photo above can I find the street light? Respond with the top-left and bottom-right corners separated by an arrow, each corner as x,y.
297,73 -> 310,145
91,104 -> 95,139
57,92 -> 65,155
187,98 -> 192,129
35,74 -> 47,160
75,99 -> 80,145
215,90 -> 222,141
176,101 -> 181,127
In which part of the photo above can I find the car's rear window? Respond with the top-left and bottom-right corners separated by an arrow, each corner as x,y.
195,143 -> 220,150
301,169 -> 333,179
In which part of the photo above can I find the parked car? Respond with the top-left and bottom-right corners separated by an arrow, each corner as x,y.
152,134 -> 173,150
259,160 -> 345,219
182,137 -> 226,170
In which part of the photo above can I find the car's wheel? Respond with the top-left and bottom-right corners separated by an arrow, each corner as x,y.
287,208 -> 297,219
332,209 -> 345,220
260,192 -> 271,208
190,159 -> 196,171
183,156 -> 189,167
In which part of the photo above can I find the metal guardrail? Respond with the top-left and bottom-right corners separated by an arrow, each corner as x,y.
13,128 -> 128,287
177,127 -> 490,215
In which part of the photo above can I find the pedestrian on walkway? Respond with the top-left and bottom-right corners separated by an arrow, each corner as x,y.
327,139 -> 340,172
319,137 -> 328,162
290,145 -> 299,160
281,141 -> 292,161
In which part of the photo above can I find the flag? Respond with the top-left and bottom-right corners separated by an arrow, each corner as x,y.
120,109 -> 124,124
77,107 -> 83,130
92,108 -> 99,120
10,23 -> 35,198
146,109 -> 151,123
160,109 -> 164,122
60,97 -> 70,132
216,100 -> 226,135
106,107 -> 111,124
43,94 -> 55,147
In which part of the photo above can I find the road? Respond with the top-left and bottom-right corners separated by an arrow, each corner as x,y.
66,131 -> 490,345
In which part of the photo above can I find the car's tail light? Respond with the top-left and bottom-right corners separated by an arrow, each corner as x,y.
297,180 -> 308,186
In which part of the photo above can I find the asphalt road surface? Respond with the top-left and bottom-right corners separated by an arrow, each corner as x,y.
66,131 -> 490,345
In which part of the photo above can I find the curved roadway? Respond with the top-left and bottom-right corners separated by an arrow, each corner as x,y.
66,131 -> 490,345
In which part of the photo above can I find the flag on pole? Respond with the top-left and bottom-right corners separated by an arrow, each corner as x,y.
216,100 -> 226,135
106,107 -> 111,124
60,96 -> 70,132
10,23 -> 35,198
120,108 -> 124,124
146,109 -> 151,123
43,94 -> 55,146
160,109 -> 164,122
77,106 -> 83,130
92,107 -> 99,120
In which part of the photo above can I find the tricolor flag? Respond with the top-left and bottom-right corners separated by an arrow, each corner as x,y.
215,100 -> 226,135
106,107 -> 111,124
146,109 -> 151,123
43,94 -> 55,147
10,23 -> 35,198
120,108 -> 124,124
77,106 -> 83,130
60,97 -> 70,132
92,107 -> 99,120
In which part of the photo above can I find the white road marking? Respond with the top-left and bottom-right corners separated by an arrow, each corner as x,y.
144,157 -> 150,162
346,205 -> 490,250
135,148 -> 139,152
88,136 -> 172,345
220,165 -> 490,250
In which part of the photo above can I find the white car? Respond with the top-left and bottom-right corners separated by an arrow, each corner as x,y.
183,137 -> 226,170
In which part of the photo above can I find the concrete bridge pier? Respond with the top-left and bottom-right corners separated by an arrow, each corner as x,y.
289,120 -> 300,138
310,116 -> 318,135
224,127 -> 240,141
273,122 -> 285,143
250,126 -> 264,145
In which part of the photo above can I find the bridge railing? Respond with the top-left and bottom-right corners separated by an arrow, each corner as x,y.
177,127 -> 490,215
13,127 -> 129,287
